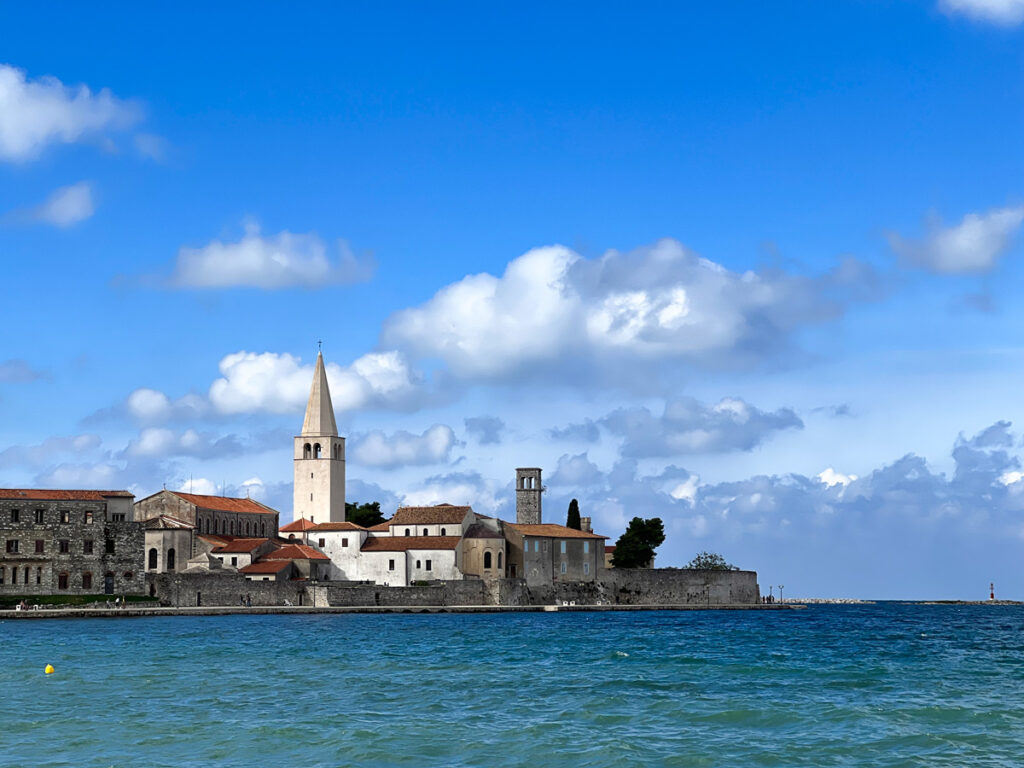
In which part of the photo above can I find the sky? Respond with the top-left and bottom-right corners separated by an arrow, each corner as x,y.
2,0 -> 1024,598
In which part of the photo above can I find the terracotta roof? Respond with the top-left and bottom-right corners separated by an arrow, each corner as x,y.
262,544 -> 330,561
391,505 -> 471,526
213,538 -> 272,554
280,517 -> 317,532
361,536 -> 461,552
309,521 -> 365,532
144,515 -> 194,530
169,491 -> 277,516
508,523 -> 607,539
197,534 -> 229,547
240,560 -> 292,574
366,519 -> 393,532
0,488 -> 133,501
605,545 -> 616,554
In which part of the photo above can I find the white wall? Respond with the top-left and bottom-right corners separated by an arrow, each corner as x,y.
314,530 -> 367,580
406,549 -> 460,581
360,550 -> 408,586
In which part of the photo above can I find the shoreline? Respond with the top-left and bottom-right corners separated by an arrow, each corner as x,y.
0,603 -> 803,620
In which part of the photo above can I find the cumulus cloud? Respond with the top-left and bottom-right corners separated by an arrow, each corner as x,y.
0,434 -> 102,469
555,397 -> 802,456
940,0 -> 1024,24
349,424 -> 459,468
120,428 -> 243,459
35,461 -> 123,489
401,470 -> 510,516
170,222 -> 375,289
382,239 -> 879,385
550,419 -> 601,443
0,64 -> 140,162
887,206 -> 1024,274
18,181 -> 95,227
464,416 -> 505,445
208,349 -> 423,415
117,388 -> 208,424
0,359 -> 44,382
549,452 -> 604,487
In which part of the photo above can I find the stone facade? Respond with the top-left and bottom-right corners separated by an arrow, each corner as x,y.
507,523 -> 605,587
147,571 -> 309,607
0,490 -> 144,596
515,467 -> 543,524
134,489 -> 279,539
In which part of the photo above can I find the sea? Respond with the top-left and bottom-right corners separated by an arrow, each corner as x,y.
1,603 -> 1022,767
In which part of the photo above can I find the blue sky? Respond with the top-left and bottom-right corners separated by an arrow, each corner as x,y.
3,1 -> 1024,598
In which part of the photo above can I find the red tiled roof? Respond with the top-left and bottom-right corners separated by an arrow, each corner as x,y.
280,517 -> 317,532
391,505 -> 471,526
366,519 -> 393,532
310,521 -> 365,531
213,538 -> 273,554
0,489 -> 133,501
169,491 -> 276,516
262,544 -> 330,561
240,560 -> 292,574
605,546 -> 616,554
197,534 -> 229,547
508,523 -> 607,540
361,536 -> 461,552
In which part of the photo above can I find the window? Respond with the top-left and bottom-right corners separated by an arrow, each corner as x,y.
304,443 -> 312,459
498,552 -> 503,569
10,567 -> 16,585
60,510 -> 70,524
523,538 -> 528,552
416,560 -> 422,569
10,509 -> 19,523
560,541 -> 566,554
484,551 -> 492,569
58,540 -> 69,554
35,567 -> 41,585
82,572 -> 92,590
111,513 -> 126,522
318,538 -> 326,547
534,540 -> 540,552
261,523 -> 266,536
123,571 -> 133,580
231,557 -> 237,566
83,539 -> 94,555
35,540 -> 44,554
105,539 -> 115,554
543,541 -> 548,552
148,548 -> 158,569
167,548 -> 176,571
425,560 -> 432,571
5,539 -> 18,554
342,538 -> 348,548
423,528 -> 428,536
58,572 -> 69,590
22,566 -> 29,584
441,528 -> 446,536
34,509 -> 44,524
388,559 -> 395,571
230,521 -> 235,535
405,528 -> 411,536
245,522 -> 250,536
85,511 -> 93,524
0,567 -> 4,584
560,562 -> 567,574
583,541 -> 589,554
314,442 -> 322,458
583,562 -> 590,575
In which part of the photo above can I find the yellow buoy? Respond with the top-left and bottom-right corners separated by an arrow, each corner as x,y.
44,664 -> 54,675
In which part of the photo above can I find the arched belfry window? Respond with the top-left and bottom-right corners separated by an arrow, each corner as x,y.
314,443 -> 322,459
303,443 -> 312,459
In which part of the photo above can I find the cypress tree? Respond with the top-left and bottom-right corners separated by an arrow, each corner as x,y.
566,498 -> 581,530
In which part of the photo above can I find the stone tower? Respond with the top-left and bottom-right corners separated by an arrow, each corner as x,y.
516,467 -> 543,525
293,351 -> 346,523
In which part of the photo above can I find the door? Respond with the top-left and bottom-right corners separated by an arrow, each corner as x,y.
103,572 -> 114,594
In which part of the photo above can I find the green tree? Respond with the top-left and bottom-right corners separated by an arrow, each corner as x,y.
566,498 -> 581,530
685,551 -> 738,570
345,501 -> 385,528
611,517 -> 665,568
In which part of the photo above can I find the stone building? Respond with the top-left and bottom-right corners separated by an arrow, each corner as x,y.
0,489 -> 144,596
458,518 -> 508,579
135,489 -> 279,540
506,523 -> 606,588
292,350 -> 346,523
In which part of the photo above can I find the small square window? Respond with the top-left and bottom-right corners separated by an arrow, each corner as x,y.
59,510 -> 70,524
231,557 -> 238,566
560,541 -> 566,554
6,539 -> 19,554
388,559 -> 395,571
85,511 -> 94,524
59,540 -> 70,554
35,540 -> 44,554
10,509 -> 19,523
319,538 -> 326,547
34,509 -> 44,524
342,538 -> 348,548
83,539 -> 94,555
105,539 -> 115,554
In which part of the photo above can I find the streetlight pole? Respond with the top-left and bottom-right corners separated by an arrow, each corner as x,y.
768,585 -> 773,603
779,584 -> 784,604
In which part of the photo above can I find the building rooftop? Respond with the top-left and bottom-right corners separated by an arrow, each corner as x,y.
0,488 -> 134,501
462,523 -> 504,539
167,491 -> 277,516
361,536 -> 461,552
508,523 -> 607,539
391,505 -> 472,526
366,519 -> 393,532
240,560 -> 292,575
280,517 -> 318,532
213,538 -> 273,554
309,521 -> 365,532
262,544 -> 330,561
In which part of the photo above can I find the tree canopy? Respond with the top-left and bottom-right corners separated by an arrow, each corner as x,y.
684,551 -> 738,570
611,517 -> 665,568
566,498 -> 581,530
345,501 -> 385,528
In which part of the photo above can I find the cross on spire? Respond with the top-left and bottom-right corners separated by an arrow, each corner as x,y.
318,339 -> 322,353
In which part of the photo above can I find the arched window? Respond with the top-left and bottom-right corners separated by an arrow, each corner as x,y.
245,521 -> 250,536
423,528 -> 428,536
498,552 -> 503,570
314,443 -> 322,458
304,443 -> 312,459
416,560 -> 422,569
333,444 -> 341,459
484,551 -> 492,569
167,548 -> 176,571
148,548 -> 158,570
82,572 -> 93,590
260,522 -> 266,536
440,528 -> 446,536
230,521 -> 235,535
405,528 -> 411,536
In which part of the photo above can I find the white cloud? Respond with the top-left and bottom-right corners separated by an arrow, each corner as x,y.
0,64 -> 140,162
121,427 -> 242,459
0,434 -> 102,468
817,467 -> 857,487
940,0 -> 1024,24
36,462 -> 121,489
383,238 -> 877,383
887,206 -> 1024,274
174,477 -> 219,496
26,181 -> 95,227
350,424 -> 458,468
401,471 -> 509,515
548,452 -> 604,487
208,349 -> 423,415
464,416 -> 505,445
171,222 -> 375,289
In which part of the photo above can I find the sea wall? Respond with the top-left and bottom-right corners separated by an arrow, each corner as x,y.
317,580 -> 486,607
147,572 -> 310,607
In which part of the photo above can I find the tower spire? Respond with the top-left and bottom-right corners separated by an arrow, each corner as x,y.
301,350 -> 338,437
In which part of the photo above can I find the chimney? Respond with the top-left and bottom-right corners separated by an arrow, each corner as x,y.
580,516 -> 592,533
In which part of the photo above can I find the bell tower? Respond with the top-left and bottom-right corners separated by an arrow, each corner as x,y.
293,350 -> 346,523
516,467 -> 543,525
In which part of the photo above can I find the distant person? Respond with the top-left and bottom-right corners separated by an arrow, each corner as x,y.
246,594 -> 252,608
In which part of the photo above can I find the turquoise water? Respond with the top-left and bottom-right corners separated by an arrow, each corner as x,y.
1,605 -> 1023,767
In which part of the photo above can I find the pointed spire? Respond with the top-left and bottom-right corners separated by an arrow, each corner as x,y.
301,351 -> 338,437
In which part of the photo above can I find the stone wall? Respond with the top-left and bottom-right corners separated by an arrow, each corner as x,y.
147,572 -> 310,607
320,579 -> 486,607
